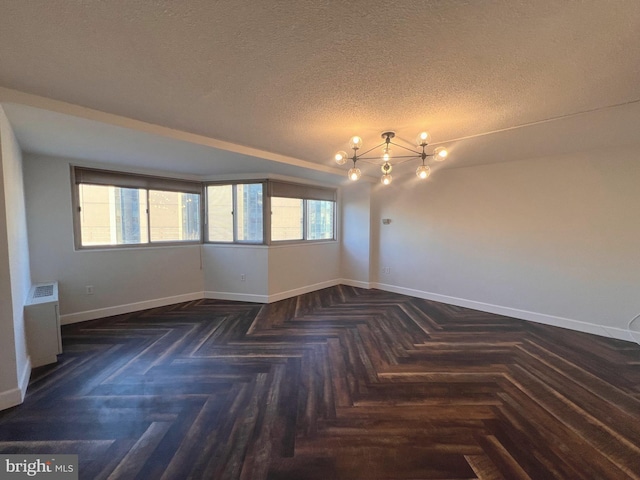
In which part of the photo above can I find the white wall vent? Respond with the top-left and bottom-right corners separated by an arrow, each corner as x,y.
33,284 -> 54,298
25,282 -> 62,368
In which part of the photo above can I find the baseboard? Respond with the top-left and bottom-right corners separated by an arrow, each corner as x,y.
0,357 -> 32,411
204,291 -> 269,303
339,278 -> 372,289
18,356 -> 31,402
60,292 -> 204,325
268,279 -> 341,303
372,282 -> 636,343
206,279 -> 345,304
55,282 -> 638,345
0,387 -> 23,412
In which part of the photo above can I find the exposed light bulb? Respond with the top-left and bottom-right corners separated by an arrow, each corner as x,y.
348,167 -> 361,181
416,165 -> 431,179
381,145 -> 392,162
381,174 -> 392,185
416,131 -> 430,146
334,151 -> 348,165
349,136 -> 363,150
434,146 -> 448,161
381,162 -> 392,174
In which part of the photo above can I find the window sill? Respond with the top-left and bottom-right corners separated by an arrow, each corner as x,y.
269,240 -> 338,248
75,242 -> 201,252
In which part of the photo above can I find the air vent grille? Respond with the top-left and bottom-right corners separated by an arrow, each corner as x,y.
34,285 -> 54,298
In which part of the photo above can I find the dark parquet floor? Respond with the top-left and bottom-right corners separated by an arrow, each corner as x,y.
1,286 -> 639,479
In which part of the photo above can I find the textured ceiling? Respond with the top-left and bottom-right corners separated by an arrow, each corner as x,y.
1,0 -> 640,173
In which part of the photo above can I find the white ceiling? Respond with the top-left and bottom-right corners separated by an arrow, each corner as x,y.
0,102 -> 347,184
1,0 -> 640,179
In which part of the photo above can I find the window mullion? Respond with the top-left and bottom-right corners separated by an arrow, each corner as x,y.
202,186 -> 208,242
146,189 -> 151,244
265,184 -> 271,245
303,199 -> 308,240
232,184 -> 238,242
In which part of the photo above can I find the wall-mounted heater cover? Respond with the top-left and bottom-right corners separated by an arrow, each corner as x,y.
25,281 -> 62,368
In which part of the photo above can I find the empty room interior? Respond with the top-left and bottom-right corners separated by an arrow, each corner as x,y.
1,1 -> 639,479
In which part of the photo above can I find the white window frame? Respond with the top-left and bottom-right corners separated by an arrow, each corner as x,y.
204,180 -> 337,245
71,166 -> 203,249
204,181 -> 267,244
267,181 -> 337,244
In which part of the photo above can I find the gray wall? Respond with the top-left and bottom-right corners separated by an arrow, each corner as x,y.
24,154 -> 343,319
23,154 -> 205,323
340,182 -> 372,286
0,105 -> 31,409
370,144 -> 640,339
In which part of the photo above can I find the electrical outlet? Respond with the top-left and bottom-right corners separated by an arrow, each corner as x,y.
85,285 -> 94,295
383,267 -> 391,274
240,274 -> 246,282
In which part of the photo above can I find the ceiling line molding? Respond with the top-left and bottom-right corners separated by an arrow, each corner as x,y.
439,98 -> 640,146
0,86 -> 345,178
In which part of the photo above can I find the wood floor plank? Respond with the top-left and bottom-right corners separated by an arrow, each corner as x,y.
1,285 -> 638,479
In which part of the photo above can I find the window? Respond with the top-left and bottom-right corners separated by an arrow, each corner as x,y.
206,183 -> 264,243
149,190 -> 200,242
236,183 -> 264,242
307,200 -> 335,240
268,181 -> 336,242
207,184 -> 233,242
73,171 -> 335,248
205,180 -> 335,244
73,167 -> 201,248
271,197 -> 303,241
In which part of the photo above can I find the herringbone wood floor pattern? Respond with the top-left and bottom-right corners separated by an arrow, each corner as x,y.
1,286 -> 639,479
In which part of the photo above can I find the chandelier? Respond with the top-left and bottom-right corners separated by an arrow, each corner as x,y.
334,131 -> 448,185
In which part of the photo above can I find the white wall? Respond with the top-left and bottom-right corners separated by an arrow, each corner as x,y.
23,154 -> 204,324
372,145 -> 640,340
23,154 -> 343,317
20,130 -> 640,350
0,105 -> 31,409
203,244 -> 269,302
203,241 -> 341,303
341,182 -> 372,286
268,242 -> 340,299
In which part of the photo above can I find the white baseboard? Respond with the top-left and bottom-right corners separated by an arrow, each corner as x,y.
18,356 -> 31,402
55,283 -> 639,345
205,279 -> 343,304
268,279 -> 341,303
0,357 -> 32,411
0,387 -> 23,412
204,291 -> 269,303
339,278 -> 372,289
60,292 -> 204,325
372,282 -> 636,343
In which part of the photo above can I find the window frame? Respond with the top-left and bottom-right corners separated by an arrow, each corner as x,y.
305,198 -> 337,242
71,167 -> 338,250
268,198 -> 336,245
204,180 -> 268,245
71,166 -> 204,250
205,180 -> 337,246
267,181 -> 337,245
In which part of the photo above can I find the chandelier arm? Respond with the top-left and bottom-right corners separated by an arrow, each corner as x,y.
358,154 -> 425,161
358,156 -> 418,165
354,141 -> 387,159
388,141 -> 422,155
390,157 -> 419,165
387,154 -> 426,159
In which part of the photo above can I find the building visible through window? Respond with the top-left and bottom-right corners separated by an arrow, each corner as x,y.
73,167 -> 201,248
